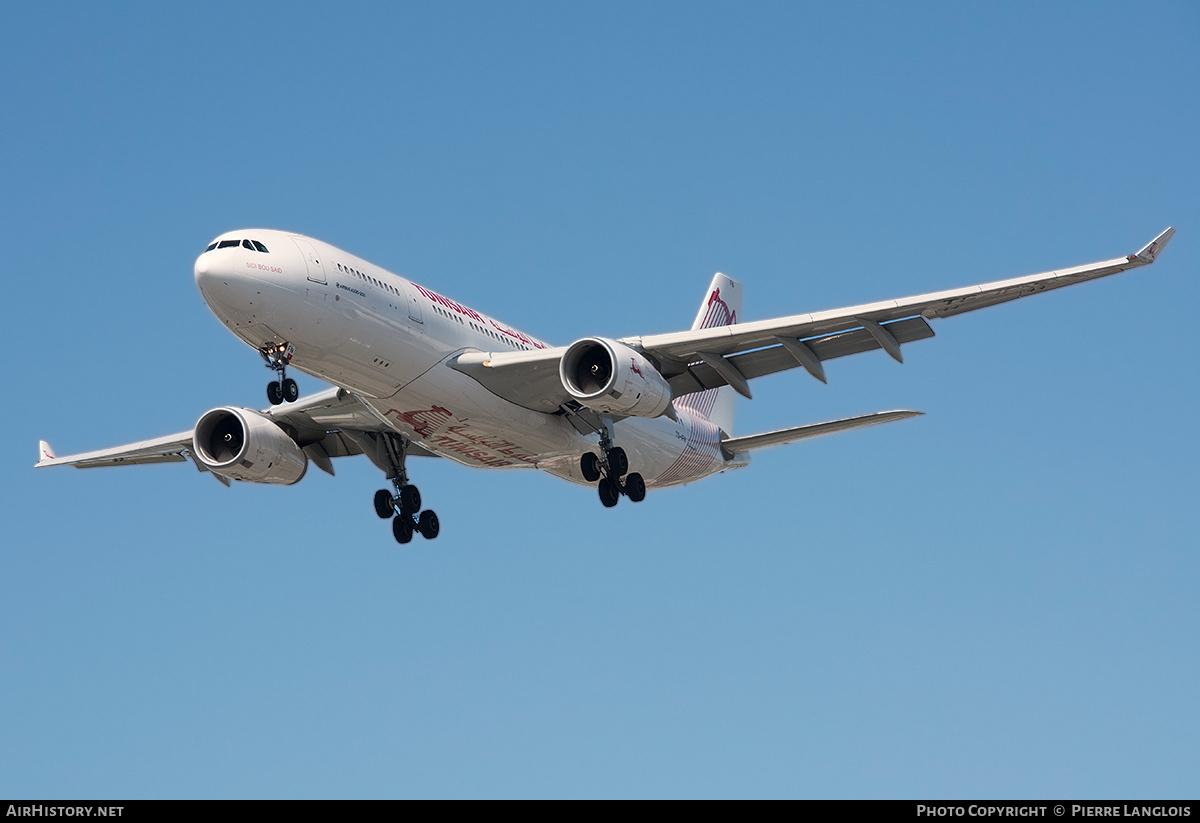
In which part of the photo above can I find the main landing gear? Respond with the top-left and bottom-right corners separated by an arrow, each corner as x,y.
372,433 -> 440,544
261,341 -> 299,406
581,426 -> 646,509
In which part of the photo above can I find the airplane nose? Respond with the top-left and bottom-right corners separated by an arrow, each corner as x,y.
194,251 -> 213,287
195,249 -> 241,296
194,249 -> 241,306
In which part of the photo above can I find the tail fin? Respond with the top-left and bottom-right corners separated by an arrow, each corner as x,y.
675,273 -> 742,435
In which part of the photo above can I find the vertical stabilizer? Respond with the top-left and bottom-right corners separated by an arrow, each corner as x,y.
676,273 -> 742,435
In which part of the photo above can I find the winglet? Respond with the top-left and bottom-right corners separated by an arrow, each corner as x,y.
1133,227 -> 1175,263
37,440 -> 56,466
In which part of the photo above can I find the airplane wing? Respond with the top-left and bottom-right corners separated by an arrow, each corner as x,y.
36,387 -> 440,481
37,432 -> 194,469
452,228 -> 1174,410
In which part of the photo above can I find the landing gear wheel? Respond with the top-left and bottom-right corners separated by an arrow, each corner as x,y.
374,489 -> 395,518
608,446 -> 629,477
267,381 -> 283,406
625,472 -> 646,502
400,485 -> 421,517
282,378 -> 299,403
392,516 -> 414,544
581,453 -> 601,482
418,510 -> 440,540
598,477 -> 620,508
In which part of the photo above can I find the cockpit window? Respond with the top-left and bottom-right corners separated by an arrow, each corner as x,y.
206,238 -> 268,252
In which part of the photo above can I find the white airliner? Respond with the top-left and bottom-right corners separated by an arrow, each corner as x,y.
37,227 -> 1174,543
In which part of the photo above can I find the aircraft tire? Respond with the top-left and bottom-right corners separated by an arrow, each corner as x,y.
400,485 -> 421,517
418,510 -> 440,540
598,477 -> 620,508
625,472 -> 646,502
282,378 -> 299,403
608,447 -> 628,477
581,453 -> 601,482
267,381 -> 283,405
374,489 -> 394,518
393,516 -> 414,544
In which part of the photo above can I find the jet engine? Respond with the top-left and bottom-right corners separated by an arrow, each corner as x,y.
193,407 -> 307,485
560,337 -> 673,418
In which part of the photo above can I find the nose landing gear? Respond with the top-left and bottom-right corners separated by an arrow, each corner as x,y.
582,424 -> 646,508
261,342 -> 299,405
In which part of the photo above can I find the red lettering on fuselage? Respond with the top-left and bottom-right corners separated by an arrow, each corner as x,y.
444,425 -> 538,463
412,282 -> 547,350
383,408 -> 538,466
487,319 -> 545,349
430,432 -> 536,467
412,283 -> 484,323
245,261 -> 284,274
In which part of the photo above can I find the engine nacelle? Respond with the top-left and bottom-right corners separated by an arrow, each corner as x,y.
560,337 -> 673,418
193,407 -> 307,485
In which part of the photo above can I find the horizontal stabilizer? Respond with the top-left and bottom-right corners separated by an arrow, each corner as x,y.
720,410 -> 922,458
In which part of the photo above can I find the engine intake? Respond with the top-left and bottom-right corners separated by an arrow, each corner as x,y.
560,337 -> 673,418
193,407 -> 307,485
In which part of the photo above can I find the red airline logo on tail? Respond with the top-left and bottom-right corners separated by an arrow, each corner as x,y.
706,288 -> 736,327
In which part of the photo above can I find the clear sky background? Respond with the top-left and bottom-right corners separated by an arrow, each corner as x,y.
2,1 -> 1196,799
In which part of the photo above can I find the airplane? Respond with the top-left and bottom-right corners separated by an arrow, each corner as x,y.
36,226 -> 1175,544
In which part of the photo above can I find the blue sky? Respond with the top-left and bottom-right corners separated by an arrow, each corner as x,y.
2,1 -> 1197,799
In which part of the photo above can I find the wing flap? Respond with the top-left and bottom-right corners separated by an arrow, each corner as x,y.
668,317 -> 934,396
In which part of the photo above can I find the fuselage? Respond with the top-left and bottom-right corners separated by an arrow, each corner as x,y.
193,229 -> 743,488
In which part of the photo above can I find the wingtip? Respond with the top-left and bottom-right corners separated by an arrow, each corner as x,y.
1133,227 -> 1175,263
36,440 -> 56,467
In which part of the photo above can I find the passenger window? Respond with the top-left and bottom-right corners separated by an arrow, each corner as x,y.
252,240 -> 269,253
217,239 -> 240,249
